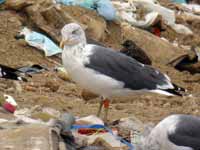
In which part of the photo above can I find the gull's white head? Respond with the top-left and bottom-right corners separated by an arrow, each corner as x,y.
60,23 -> 86,49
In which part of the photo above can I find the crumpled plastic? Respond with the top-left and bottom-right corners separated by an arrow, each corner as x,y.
114,2 -> 159,28
0,0 -> 5,4
55,0 -> 116,21
19,27 -> 62,56
182,4 -> 200,14
115,0 -> 193,35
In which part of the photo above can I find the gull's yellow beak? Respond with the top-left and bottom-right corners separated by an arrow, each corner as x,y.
60,38 -> 78,49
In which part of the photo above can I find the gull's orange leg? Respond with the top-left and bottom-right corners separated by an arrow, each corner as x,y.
103,99 -> 110,122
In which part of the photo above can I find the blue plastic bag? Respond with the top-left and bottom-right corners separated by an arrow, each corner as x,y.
19,27 -> 62,56
56,0 -> 95,9
0,0 -> 5,4
96,0 -> 116,21
55,0 -> 116,20
172,0 -> 187,3
26,31 -> 62,56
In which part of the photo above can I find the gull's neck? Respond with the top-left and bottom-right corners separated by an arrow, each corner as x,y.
63,42 -> 86,57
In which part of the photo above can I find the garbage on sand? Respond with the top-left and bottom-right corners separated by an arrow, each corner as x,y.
0,64 -> 27,82
168,46 -> 200,74
16,27 -> 62,57
0,95 -> 18,113
172,0 -> 187,3
0,0 -> 5,4
17,64 -> 48,75
182,3 -> 200,14
114,0 -> 193,35
55,0 -> 116,21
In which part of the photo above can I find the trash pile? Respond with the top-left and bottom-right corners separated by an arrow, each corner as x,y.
0,0 -> 200,149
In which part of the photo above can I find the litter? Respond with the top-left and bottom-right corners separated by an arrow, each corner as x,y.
55,0 -> 116,21
16,27 -> 62,57
133,0 -> 193,35
182,3 -> 200,14
168,46 -> 200,74
71,124 -> 134,150
0,64 -> 27,82
0,0 -> 5,4
17,64 -> 48,75
116,0 -> 193,35
2,95 -> 17,113
76,115 -> 104,125
172,0 -> 187,3
113,1 -> 160,28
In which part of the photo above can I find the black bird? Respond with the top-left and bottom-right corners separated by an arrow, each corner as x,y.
0,64 -> 27,82
121,40 -> 152,65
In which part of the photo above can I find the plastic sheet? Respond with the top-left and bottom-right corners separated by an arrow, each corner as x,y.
19,27 -> 62,56
0,0 -> 5,4
55,0 -> 116,20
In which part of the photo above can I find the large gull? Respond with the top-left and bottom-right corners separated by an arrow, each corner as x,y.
136,114 -> 200,150
60,23 -> 185,121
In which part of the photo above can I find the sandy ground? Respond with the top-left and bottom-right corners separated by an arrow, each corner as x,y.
0,10 -> 200,124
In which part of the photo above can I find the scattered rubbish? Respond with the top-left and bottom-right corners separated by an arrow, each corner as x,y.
17,64 -> 48,75
113,1 -> 160,29
168,46 -> 200,74
2,95 -> 17,113
72,124 -> 134,150
172,0 -> 187,4
129,0 -> 193,35
55,0 -> 116,20
120,40 -> 152,65
182,3 -> 200,14
0,64 -> 27,82
76,115 -> 104,125
16,27 -> 62,56
0,0 -> 5,4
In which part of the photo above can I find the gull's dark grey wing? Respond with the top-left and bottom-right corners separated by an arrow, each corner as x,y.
85,45 -> 172,91
168,115 -> 200,150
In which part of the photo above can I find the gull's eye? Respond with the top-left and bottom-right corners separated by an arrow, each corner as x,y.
72,29 -> 79,35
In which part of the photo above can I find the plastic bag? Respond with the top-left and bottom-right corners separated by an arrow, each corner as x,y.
96,0 -> 116,21
19,27 -> 62,56
172,0 -> 187,3
55,0 -> 116,20
0,0 -> 5,4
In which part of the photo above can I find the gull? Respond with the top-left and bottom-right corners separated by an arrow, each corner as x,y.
60,23 -> 185,121
136,114 -> 200,150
